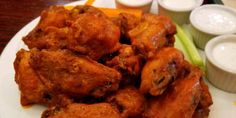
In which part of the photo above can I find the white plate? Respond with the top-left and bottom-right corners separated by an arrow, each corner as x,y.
0,0 -> 235,118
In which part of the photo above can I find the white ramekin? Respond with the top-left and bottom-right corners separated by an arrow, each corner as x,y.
205,35 -> 236,93
158,0 -> 203,25
115,0 -> 153,13
190,5 -> 236,50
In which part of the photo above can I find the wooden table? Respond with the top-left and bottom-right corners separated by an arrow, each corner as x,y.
0,0 -> 77,55
0,0 -> 213,55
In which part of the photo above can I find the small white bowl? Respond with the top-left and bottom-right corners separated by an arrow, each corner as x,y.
115,0 -> 153,13
205,35 -> 236,93
190,5 -> 236,50
158,0 -> 203,25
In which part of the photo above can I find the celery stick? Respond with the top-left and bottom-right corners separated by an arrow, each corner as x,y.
182,24 -> 193,41
174,35 -> 192,63
175,24 -> 204,68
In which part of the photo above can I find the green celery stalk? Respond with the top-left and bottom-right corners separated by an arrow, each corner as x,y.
175,24 -> 204,68
174,35 -> 192,63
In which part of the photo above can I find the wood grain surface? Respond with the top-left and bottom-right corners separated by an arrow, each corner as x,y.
0,0 -> 76,54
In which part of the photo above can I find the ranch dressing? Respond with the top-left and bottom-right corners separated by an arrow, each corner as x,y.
162,0 -> 196,10
213,42 -> 236,72
192,7 -> 236,34
116,0 -> 153,6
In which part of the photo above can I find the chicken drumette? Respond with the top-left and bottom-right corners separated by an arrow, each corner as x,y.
140,47 -> 184,96
143,64 -> 203,118
128,14 -> 176,58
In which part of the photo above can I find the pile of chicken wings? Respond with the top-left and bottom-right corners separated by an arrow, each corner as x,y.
14,5 -> 212,118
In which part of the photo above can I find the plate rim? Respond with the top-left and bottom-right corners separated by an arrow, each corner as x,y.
0,0 -> 236,118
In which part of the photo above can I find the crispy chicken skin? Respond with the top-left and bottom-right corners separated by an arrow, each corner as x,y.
198,79 -> 213,109
192,79 -> 213,118
23,6 -> 70,49
106,45 -> 143,85
14,49 -> 72,106
23,6 -> 121,60
107,87 -> 146,118
140,47 -> 184,96
128,14 -> 176,58
112,13 -> 140,40
42,103 -> 122,118
143,65 -> 203,118
67,8 -> 121,60
30,49 -> 121,98
14,49 -> 47,106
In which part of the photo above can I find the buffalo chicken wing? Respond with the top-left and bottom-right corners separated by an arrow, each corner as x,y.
143,65 -> 203,118
30,49 -> 121,98
140,47 -> 184,96
128,14 -> 176,58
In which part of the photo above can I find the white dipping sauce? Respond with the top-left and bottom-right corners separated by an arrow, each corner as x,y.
117,0 -> 152,6
192,7 -> 236,34
213,42 -> 236,71
162,0 -> 196,10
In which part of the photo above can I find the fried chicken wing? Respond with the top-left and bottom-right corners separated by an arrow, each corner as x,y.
106,45 -> 143,85
14,49 -> 47,106
140,47 -> 184,96
23,6 -> 121,60
67,8 -> 121,60
107,87 -> 146,118
112,13 -> 140,44
143,65 -> 203,118
42,103 -> 122,118
128,14 -> 176,58
23,6 -> 70,50
14,49 -> 72,106
30,49 -> 121,98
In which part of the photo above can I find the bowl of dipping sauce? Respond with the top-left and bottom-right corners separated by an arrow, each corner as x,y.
158,0 -> 203,25
115,0 -> 153,13
205,35 -> 236,93
190,5 -> 236,50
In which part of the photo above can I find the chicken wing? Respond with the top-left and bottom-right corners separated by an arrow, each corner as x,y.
14,49 -> 72,106
106,45 -> 143,85
42,103 -> 122,118
112,13 -> 140,44
128,14 -> 176,58
23,5 -> 121,60
107,87 -> 146,118
23,6 -> 70,50
67,7 -> 121,60
29,49 -> 121,98
140,47 -> 184,96
143,65 -> 203,118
